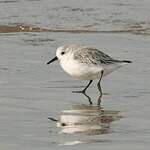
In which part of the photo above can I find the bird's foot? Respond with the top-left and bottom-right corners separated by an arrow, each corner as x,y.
72,90 -> 86,93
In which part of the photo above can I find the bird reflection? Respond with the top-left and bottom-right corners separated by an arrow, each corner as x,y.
82,92 -> 93,105
76,91 -> 107,105
49,104 -> 122,136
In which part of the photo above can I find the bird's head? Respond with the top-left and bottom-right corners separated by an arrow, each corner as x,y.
46,45 -> 73,64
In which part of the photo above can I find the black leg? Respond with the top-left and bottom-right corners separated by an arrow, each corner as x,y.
97,70 -> 104,106
72,80 -> 93,93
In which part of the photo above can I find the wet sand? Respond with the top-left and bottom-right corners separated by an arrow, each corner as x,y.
0,24 -> 149,35
0,0 -> 150,149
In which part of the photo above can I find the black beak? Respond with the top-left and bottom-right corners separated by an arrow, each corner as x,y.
47,56 -> 58,65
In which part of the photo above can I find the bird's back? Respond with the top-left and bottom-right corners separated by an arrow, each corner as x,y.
73,46 -> 121,66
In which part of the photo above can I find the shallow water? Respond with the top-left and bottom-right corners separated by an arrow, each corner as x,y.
0,0 -> 150,150
0,0 -> 150,35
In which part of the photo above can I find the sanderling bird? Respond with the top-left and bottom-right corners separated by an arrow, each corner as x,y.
47,44 -> 132,105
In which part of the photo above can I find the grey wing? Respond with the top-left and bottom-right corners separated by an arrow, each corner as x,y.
74,47 -> 119,65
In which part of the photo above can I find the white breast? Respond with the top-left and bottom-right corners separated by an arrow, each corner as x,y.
60,54 -> 103,80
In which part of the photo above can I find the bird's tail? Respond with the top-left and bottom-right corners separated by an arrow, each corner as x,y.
122,60 -> 132,63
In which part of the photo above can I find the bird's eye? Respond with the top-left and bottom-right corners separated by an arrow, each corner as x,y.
61,52 -> 65,55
